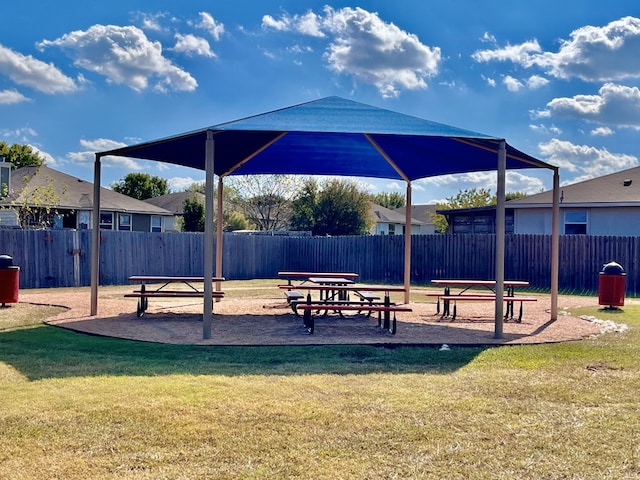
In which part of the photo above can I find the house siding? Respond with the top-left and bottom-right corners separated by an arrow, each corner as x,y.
515,207 -> 640,236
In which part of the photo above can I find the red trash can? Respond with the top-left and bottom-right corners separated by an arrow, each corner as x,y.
0,254 -> 19,306
598,261 -> 626,308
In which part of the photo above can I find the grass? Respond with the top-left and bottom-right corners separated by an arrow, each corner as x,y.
0,289 -> 639,479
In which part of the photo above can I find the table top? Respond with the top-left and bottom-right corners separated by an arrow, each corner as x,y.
309,277 -> 355,285
278,271 -> 359,279
279,284 -> 405,293
128,275 -> 226,283
431,279 -> 529,287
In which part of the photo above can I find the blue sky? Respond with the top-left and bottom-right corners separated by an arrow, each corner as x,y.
2,1 -> 639,204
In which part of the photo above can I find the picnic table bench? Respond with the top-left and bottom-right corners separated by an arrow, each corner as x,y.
427,279 -> 534,322
125,276 -> 225,317
279,283 -> 408,334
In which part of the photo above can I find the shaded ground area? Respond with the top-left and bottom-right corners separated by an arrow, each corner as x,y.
18,285 -> 612,346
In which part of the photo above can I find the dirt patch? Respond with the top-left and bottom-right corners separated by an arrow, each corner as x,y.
18,286 -> 613,346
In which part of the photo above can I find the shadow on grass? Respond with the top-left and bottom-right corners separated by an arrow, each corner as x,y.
0,324 -> 487,381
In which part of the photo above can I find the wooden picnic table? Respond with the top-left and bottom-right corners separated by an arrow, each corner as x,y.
277,271 -> 359,285
125,275 -> 225,317
428,279 -> 533,321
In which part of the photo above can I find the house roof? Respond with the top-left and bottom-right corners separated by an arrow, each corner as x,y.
2,165 -> 173,215
393,204 -> 436,225
144,191 -> 205,214
507,166 -> 640,207
372,204 -> 424,225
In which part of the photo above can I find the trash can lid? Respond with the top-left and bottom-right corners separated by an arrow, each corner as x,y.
602,261 -> 624,275
0,254 -> 13,269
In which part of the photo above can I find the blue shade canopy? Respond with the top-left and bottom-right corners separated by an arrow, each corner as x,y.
100,96 -> 554,180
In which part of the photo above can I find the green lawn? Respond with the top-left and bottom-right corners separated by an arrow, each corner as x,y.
0,293 -> 638,479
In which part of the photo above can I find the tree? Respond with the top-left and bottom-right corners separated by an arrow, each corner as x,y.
12,174 -> 67,229
181,181 -> 251,232
0,141 -> 44,169
291,178 -> 374,236
111,173 -> 169,200
371,191 -> 405,209
289,179 -> 319,232
226,175 -> 301,231
182,196 -> 205,232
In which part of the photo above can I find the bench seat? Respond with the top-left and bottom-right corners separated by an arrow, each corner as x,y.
124,290 -> 225,317
438,295 -> 537,322
294,304 -> 412,334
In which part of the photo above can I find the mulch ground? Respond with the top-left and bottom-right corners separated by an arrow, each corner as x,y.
18,285 -> 619,346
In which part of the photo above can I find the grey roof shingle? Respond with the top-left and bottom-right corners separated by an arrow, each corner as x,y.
2,165 -> 172,215
144,191 -> 205,214
508,166 -> 640,207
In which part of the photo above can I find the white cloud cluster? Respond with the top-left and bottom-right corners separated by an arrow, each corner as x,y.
194,12 -> 225,41
67,138 -> 143,170
37,25 -> 197,93
0,44 -> 78,94
474,17 -> 640,82
538,138 -> 638,181
172,34 -> 216,58
545,83 -> 640,129
417,171 -> 545,195
0,88 -> 29,104
262,6 -> 441,98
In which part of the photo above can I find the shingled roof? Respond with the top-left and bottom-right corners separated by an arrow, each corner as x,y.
507,166 -> 640,207
2,165 -> 172,215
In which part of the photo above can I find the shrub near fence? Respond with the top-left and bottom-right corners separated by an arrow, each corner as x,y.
0,229 -> 638,296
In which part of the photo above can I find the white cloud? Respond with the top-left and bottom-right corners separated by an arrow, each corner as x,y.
527,75 -> 549,89
136,12 -> 167,32
263,6 -> 441,98
472,39 -> 542,64
29,145 -> 59,167
195,12 -> 225,41
472,16 -> 640,83
591,126 -> 614,136
538,138 -> 638,179
168,176 -> 203,191
67,138 -> 143,170
385,181 -> 403,191
262,15 -> 290,32
0,88 -> 29,104
417,171 -> 545,195
546,83 -> 640,129
171,34 -> 216,58
529,123 -> 562,135
481,75 -> 496,87
503,75 -> 523,92
0,44 -> 78,94
37,24 -> 197,93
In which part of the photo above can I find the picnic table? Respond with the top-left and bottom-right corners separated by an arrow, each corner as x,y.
125,276 -> 225,317
277,271 -> 359,285
428,279 -> 535,322
278,281 -> 409,334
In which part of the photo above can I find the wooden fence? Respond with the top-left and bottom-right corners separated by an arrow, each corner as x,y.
1,229 -> 638,295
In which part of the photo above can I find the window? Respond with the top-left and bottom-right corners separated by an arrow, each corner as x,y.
388,224 -> 396,235
99,212 -> 114,230
118,214 -> 132,231
564,211 -> 587,235
151,215 -> 162,232
0,163 -> 10,197
78,211 -> 91,230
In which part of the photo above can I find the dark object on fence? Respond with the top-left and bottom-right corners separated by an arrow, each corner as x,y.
0,254 -> 20,307
598,261 -> 626,309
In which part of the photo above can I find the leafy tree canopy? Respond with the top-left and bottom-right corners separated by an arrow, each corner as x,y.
0,141 -> 44,169
371,191 -> 405,209
291,178 -> 374,236
111,173 -> 169,200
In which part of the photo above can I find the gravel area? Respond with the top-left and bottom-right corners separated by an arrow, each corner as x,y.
19,285 -> 618,346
